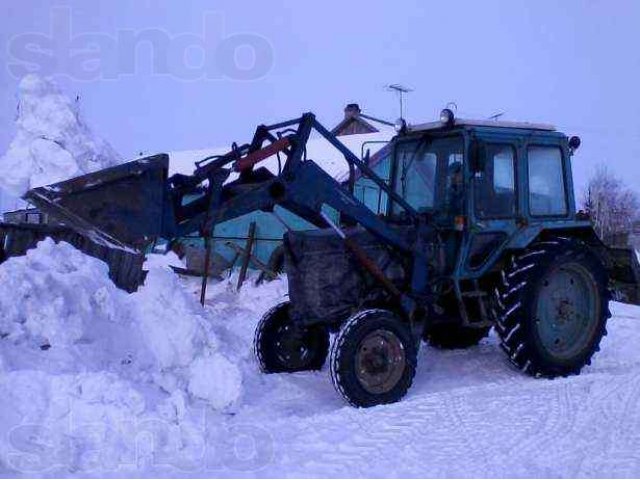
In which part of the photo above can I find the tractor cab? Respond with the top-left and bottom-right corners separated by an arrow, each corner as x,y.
387,110 -> 581,279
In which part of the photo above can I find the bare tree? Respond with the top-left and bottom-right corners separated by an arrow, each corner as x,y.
582,165 -> 640,245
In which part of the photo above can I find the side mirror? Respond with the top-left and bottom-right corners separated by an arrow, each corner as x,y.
470,141 -> 487,173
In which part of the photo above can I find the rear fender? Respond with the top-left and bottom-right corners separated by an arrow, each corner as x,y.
514,225 -> 640,306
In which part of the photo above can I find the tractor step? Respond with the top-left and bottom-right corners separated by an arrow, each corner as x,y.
460,290 -> 487,298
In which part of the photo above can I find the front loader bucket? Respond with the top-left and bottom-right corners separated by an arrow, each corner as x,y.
24,154 -> 175,251
608,247 -> 640,305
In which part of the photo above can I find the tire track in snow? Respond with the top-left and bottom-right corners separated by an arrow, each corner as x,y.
233,372 -> 640,478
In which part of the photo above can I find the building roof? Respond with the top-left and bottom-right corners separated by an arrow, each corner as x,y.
331,104 -> 396,137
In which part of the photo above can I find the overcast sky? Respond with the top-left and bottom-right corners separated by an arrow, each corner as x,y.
1,0 -> 639,197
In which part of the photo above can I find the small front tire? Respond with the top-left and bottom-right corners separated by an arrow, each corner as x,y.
330,309 -> 417,408
254,302 -> 329,373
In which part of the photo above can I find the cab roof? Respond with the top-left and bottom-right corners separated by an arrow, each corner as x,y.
408,118 -> 556,133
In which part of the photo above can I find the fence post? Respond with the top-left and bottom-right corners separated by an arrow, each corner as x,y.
236,221 -> 257,291
200,226 -> 215,306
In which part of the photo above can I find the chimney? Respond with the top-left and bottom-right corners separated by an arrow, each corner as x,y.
344,103 -> 361,119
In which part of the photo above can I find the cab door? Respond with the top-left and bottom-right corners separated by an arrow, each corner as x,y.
457,138 -> 520,278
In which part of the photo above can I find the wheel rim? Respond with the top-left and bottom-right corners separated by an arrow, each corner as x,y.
535,262 -> 600,360
274,324 -> 317,369
355,329 -> 406,394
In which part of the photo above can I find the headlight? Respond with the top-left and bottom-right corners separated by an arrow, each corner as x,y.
440,108 -> 455,127
568,136 -> 581,151
394,118 -> 407,133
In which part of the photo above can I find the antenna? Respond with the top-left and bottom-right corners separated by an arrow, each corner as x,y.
488,111 -> 505,121
386,84 -> 413,120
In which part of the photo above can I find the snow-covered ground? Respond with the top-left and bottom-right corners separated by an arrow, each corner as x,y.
1,241 -> 639,478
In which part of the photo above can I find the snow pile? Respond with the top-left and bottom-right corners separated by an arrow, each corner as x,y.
0,239 -> 242,408
0,75 -> 121,199
0,370 -> 146,473
0,239 -> 245,475
131,253 -> 243,408
0,238 -> 129,348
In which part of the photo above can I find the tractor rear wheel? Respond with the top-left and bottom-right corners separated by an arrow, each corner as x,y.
254,302 -> 329,373
330,309 -> 417,407
426,324 -> 491,349
494,237 -> 610,377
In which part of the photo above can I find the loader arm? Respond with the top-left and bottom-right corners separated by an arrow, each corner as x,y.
24,112 -> 430,306
170,112 -> 420,241
27,113 -> 415,246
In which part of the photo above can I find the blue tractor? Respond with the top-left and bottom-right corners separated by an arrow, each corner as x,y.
25,109 -> 640,407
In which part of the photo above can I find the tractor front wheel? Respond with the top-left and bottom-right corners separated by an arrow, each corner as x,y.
495,238 -> 610,377
254,302 -> 329,373
330,309 -> 417,407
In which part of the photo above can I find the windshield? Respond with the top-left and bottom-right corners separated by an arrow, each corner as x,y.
391,136 -> 464,216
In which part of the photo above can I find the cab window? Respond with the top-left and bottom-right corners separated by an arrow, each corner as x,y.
392,137 -> 463,215
528,146 -> 567,216
396,149 -> 437,212
354,154 -> 392,215
474,144 -> 516,218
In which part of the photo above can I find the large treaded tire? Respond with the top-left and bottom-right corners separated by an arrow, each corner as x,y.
254,302 -> 330,373
426,324 -> 491,349
494,237 -> 611,377
330,309 -> 417,408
